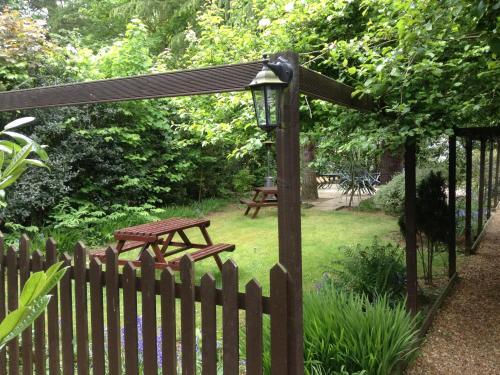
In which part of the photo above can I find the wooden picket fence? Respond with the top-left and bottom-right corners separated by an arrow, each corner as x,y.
0,234 -> 291,374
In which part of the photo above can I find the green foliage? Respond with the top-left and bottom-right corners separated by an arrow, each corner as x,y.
374,168 -> 445,215
328,241 -> 406,303
246,288 -> 419,374
399,171 -> 450,284
0,262 -> 66,350
232,167 -> 256,193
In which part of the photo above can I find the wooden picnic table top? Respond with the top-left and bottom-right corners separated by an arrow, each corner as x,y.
114,217 -> 210,242
254,186 -> 278,194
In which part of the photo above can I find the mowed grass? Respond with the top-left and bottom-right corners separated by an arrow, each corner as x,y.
153,204 -> 400,294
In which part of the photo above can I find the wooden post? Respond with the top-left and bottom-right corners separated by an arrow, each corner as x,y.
487,139 -> 493,219
465,137 -> 473,255
448,136 -> 456,278
495,139 -> 500,208
404,138 -> 418,314
275,51 -> 304,375
477,138 -> 486,238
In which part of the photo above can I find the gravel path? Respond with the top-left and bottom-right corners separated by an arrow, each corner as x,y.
407,210 -> 500,374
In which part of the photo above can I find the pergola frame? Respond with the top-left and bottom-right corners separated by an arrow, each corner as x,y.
0,51 -> 375,374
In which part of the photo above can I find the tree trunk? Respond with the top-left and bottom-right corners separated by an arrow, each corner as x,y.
301,140 -> 318,201
379,146 -> 404,184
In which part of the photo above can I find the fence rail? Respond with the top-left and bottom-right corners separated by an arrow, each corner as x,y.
0,235 -> 290,374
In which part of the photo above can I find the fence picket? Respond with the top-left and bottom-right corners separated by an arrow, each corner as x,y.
7,247 -> 19,375
74,243 -> 89,375
0,234 -> 6,375
201,273 -> 217,375
180,255 -> 196,375
223,259 -> 239,374
123,262 -> 139,375
246,279 -> 263,375
32,250 -> 46,375
141,252 -> 158,374
45,239 -> 60,375
161,267 -> 177,375
19,235 -> 33,375
89,258 -> 105,375
270,264 -> 288,375
0,235 -> 280,375
106,247 -> 121,375
60,253 -> 74,375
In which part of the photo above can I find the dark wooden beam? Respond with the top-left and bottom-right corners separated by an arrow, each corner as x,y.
404,138 -> 418,314
495,140 -> 500,208
298,67 -> 375,112
465,137 -> 473,256
455,126 -> 500,138
0,62 -> 263,111
487,140 -> 494,219
276,52 -> 304,375
477,139 -> 486,240
448,136 -> 457,278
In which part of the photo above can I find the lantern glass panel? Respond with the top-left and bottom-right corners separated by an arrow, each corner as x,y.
265,85 -> 281,126
251,87 -> 267,128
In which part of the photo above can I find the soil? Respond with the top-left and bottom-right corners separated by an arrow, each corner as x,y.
406,210 -> 500,374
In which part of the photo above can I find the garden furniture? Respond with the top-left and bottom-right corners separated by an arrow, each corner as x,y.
240,186 -> 278,218
91,217 -> 234,270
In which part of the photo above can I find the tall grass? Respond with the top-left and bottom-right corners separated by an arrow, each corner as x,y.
243,288 -> 420,375
303,288 -> 420,375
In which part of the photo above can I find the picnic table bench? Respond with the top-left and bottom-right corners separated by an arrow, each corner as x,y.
240,186 -> 278,218
91,217 -> 234,270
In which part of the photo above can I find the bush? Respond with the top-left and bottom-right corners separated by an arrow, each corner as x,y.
374,168 -> 446,215
399,171 -> 449,284
232,167 -> 256,193
242,289 -> 419,375
303,289 -> 420,375
328,241 -> 406,303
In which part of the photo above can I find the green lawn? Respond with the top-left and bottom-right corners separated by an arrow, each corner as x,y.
147,204 -> 400,294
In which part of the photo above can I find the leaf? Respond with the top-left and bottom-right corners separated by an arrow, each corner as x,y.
4,117 -> 35,130
1,131 -> 33,145
0,307 -> 26,344
19,272 -> 46,306
2,143 -> 32,178
23,159 -> 47,168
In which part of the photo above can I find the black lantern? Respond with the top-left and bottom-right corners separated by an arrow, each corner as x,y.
247,56 -> 293,132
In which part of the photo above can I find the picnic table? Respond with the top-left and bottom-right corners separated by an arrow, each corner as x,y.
92,217 -> 234,270
240,186 -> 278,218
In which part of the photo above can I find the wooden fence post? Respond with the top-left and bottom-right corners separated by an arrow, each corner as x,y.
160,268 -> 177,375
19,235 -> 33,375
487,139 -> 494,218
465,137 -> 473,255
245,279 -> 263,375
477,138 -> 486,238
180,255 -> 196,374
46,239 -> 60,375
90,258 -> 106,375
405,138 -> 418,314
276,51 -> 304,375
448,135 -> 457,278
74,243 -> 89,375
222,259 -> 239,374
123,262 -> 139,375
32,250 -> 46,375
495,139 -> 500,208
6,247 -> 19,375
0,234 -> 6,375
141,252 -> 158,374
271,264 -> 289,375
60,253 -> 74,375
201,273 -> 217,375
105,247 -> 121,375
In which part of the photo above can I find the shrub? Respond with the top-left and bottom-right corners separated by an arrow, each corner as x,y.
399,171 -> 449,284
302,289 -> 420,375
329,241 -> 406,303
374,168 -> 445,215
242,289 -> 419,375
232,167 -> 256,193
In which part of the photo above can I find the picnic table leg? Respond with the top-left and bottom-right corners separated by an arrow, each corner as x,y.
245,190 -> 259,216
251,192 -> 268,219
151,244 -> 167,264
214,254 -> 223,271
199,226 -> 214,246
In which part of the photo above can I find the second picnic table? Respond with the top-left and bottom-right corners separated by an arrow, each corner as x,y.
92,217 -> 234,270
240,186 -> 278,218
